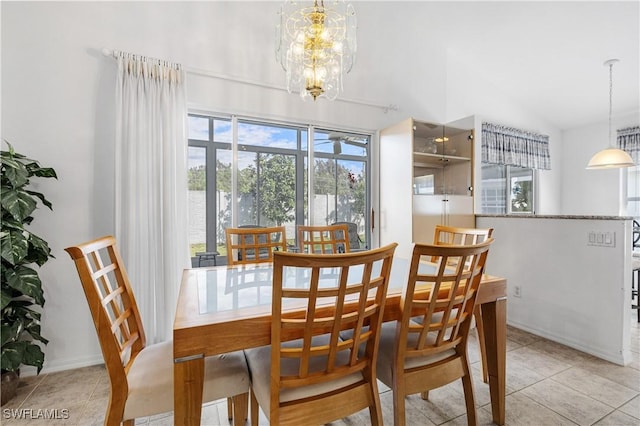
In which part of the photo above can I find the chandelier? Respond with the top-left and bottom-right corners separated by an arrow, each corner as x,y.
276,0 -> 357,101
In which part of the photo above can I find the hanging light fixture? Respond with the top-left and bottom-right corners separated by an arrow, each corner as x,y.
276,0 -> 357,101
586,59 -> 634,169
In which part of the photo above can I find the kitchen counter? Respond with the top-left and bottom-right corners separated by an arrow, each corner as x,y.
476,214 -> 632,220
476,214 -> 633,366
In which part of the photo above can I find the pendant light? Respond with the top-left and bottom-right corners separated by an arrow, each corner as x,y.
586,59 -> 634,169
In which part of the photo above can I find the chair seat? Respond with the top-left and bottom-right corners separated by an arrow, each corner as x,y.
375,322 -> 456,387
245,335 -> 364,409
125,341 -> 249,420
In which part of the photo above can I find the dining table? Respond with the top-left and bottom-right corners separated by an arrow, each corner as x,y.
173,258 -> 507,426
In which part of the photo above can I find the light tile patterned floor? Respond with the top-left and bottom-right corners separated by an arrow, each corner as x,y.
2,321 -> 638,425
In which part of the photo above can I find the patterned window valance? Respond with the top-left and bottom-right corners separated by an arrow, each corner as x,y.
481,122 -> 551,170
617,126 -> 640,163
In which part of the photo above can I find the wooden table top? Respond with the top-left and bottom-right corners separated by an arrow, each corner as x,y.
173,259 -> 506,359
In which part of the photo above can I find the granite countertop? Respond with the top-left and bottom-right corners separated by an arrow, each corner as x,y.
475,214 -> 633,220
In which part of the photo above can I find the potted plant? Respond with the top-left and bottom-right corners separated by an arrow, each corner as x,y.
1,142 -> 56,405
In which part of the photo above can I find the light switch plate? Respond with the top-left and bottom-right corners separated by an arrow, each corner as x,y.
587,231 -> 616,248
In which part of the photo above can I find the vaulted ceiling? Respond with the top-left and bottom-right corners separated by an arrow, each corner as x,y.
334,1 -> 640,130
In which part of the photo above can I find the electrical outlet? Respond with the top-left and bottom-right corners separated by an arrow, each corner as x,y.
513,285 -> 521,298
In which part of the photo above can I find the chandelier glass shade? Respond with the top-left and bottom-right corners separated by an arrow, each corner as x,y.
586,59 -> 634,169
276,0 -> 357,101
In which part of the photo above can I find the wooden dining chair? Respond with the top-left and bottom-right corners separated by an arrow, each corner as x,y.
225,226 -> 287,265
433,224 -> 494,383
433,224 -> 494,248
245,243 -> 398,426
376,239 -> 493,426
65,236 -> 249,426
297,223 -> 350,254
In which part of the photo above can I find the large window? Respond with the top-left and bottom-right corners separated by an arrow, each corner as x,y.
628,166 -> 640,253
187,115 -> 371,261
628,166 -> 640,218
480,164 -> 535,214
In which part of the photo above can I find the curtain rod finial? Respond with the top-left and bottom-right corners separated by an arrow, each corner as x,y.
102,48 -> 112,57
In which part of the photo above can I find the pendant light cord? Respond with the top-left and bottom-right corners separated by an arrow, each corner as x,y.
585,58 -> 633,168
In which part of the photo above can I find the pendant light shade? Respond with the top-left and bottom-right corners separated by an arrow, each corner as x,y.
586,147 -> 634,169
586,59 -> 635,169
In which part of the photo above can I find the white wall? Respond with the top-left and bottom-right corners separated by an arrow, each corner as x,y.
446,51 -> 564,215
561,111 -> 640,216
1,1 -> 411,374
1,1 -> 611,374
477,216 -> 633,365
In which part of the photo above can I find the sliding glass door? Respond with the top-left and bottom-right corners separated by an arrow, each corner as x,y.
188,115 -> 371,262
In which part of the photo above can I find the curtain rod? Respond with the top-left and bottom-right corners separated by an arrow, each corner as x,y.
102,48 -> 399,113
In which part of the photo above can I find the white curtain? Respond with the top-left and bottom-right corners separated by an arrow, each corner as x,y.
114,51 -> 189,343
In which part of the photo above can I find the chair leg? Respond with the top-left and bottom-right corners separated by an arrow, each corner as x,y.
462,375 -> 477,426
635,269 -> 640,323
393,385 -> 406,426
106,398 -> 127,426
227,397 -> 233,421
474,305 -> 489,383
367,403 -> 382,425
232,393 -> 249,426
367,379 -> 383,426
420,391 -> 429,400
461,357 -> 478,426
250,390 -> 259,426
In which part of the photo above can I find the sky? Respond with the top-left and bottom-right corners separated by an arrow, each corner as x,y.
187,115 -> 369,171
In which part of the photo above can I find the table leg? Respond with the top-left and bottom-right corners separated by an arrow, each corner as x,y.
174,355 -> 205,426
480,297 -> 506,426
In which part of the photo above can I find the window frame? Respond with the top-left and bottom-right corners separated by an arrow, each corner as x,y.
627,165 -> 640,221
187,113 -> 372,257
480,163 -> 536,215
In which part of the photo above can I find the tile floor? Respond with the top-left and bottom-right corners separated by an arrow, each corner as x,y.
2,321 -> 639,426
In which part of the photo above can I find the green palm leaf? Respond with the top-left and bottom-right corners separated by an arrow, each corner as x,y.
1,189 -> 37,222
0,229 -> 29,265
5,265 -> 45,307
1,141 -> 54,375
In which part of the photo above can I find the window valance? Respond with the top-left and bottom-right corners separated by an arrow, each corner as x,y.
481,122 -> 551,170
617,126 -> 640,163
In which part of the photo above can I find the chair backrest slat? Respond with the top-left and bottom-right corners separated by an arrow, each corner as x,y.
271,244 -> 397,392
433,225 -> 494,245
297,224 -> 350,254
65,236 -> 146,388
400,239 -> 493,360
432,225 -> 493,267
226,226 -> 287,265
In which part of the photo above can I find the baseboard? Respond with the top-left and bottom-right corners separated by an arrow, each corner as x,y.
19,354 -> 105,377
506,320 -> 628,366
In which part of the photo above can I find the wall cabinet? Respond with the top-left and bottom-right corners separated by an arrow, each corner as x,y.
379,117 -> 475,259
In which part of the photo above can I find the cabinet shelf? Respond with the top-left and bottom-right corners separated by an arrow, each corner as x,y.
413,152 -> 471,168
380,117 -> 476,259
